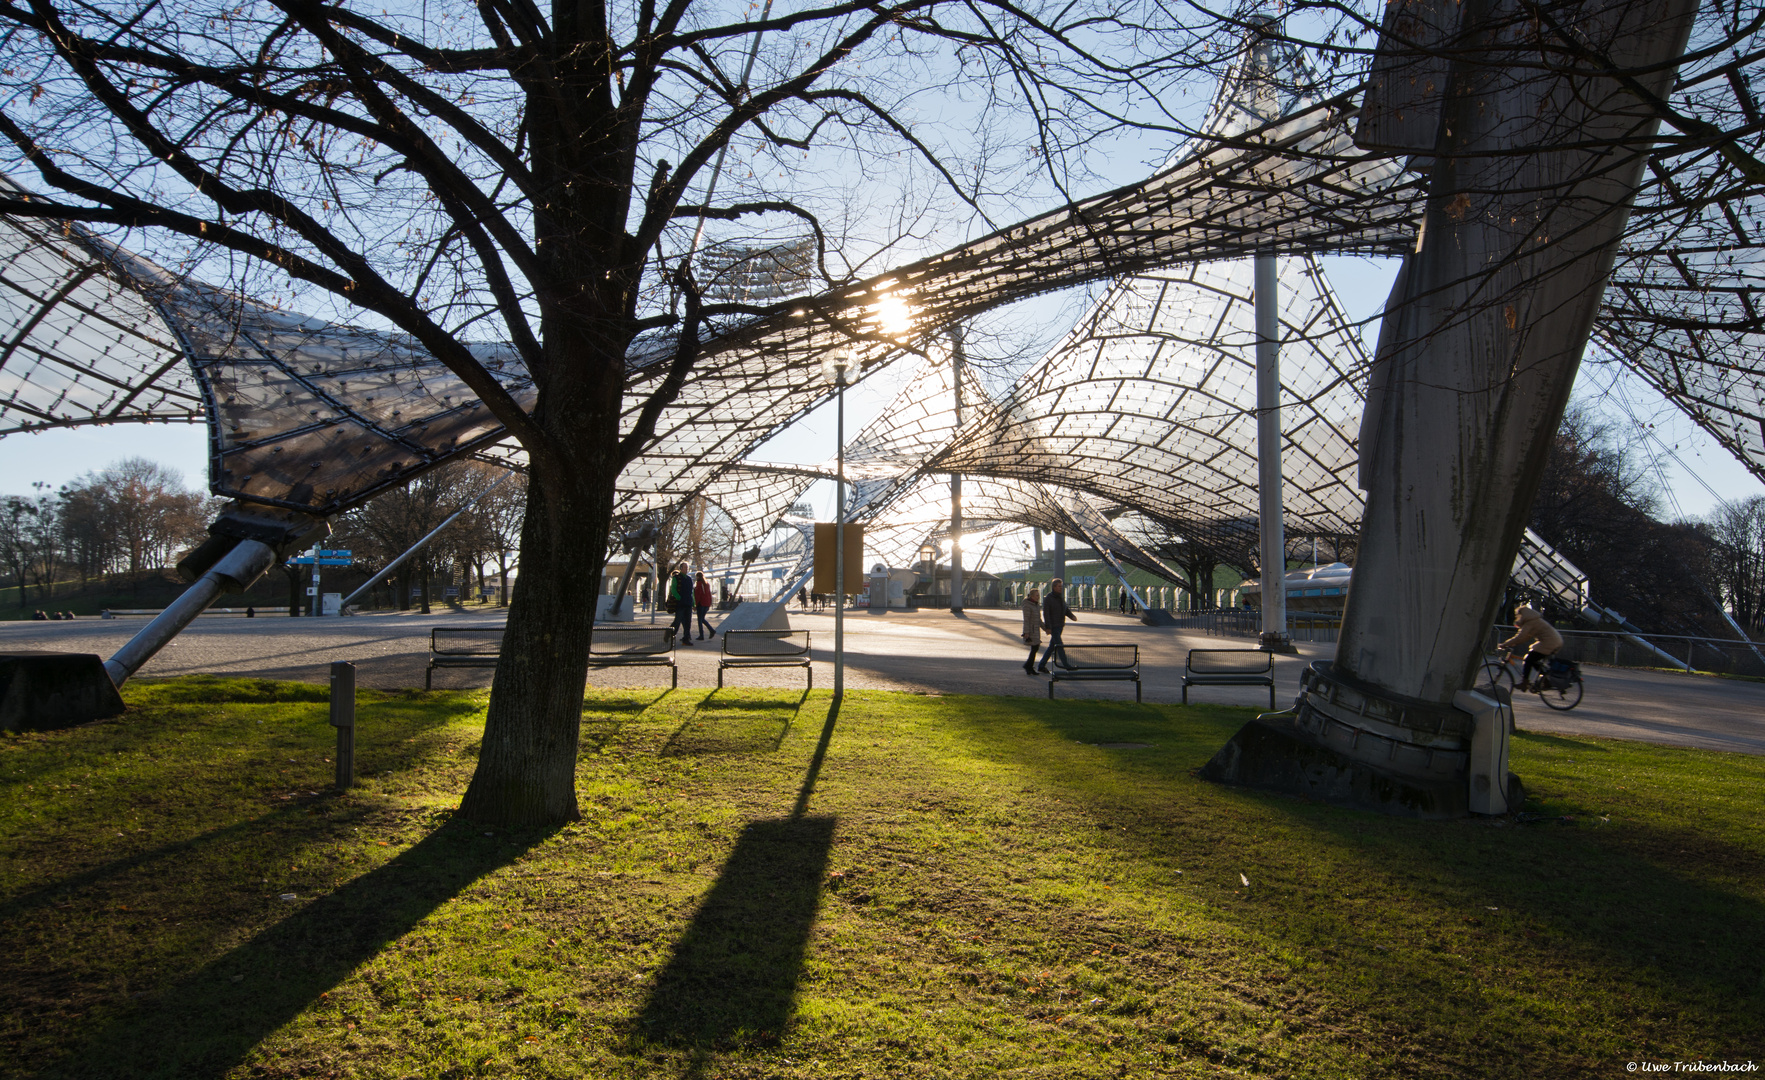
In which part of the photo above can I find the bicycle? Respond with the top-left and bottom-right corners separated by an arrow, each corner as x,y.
1484,651 -> 1584,711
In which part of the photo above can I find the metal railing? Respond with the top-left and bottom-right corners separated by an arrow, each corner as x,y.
1162,609 -> 1341,643
1489,625 -> 1765,679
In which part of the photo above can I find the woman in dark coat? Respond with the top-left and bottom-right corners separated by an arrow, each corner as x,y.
1020,586 -> 1042,675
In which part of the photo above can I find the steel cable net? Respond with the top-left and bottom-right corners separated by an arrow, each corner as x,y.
766,262 -> 1586,607
0,30 -> 1756,571
0,38 -> 1418,517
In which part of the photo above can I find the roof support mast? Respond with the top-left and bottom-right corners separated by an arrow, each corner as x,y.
1250,16 -> 1294,654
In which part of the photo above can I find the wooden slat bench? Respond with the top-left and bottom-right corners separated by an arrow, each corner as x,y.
1181,648 -> 1275,708
426,626 -> 505,689
587,626 -> 678,688
1048,643 -> 1141,702
718,629 -> 812,689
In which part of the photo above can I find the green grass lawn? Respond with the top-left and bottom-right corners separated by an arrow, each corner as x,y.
2,677 -> 1761,1079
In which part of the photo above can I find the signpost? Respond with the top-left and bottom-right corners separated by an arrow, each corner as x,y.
289,550 -> 354,615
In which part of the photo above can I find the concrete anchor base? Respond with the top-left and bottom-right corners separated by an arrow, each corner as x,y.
1201,712 -> 1481,820
0,652 -> 126,732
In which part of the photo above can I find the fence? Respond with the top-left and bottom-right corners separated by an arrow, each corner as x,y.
1164,609 -> 1341,643
1488,626 -> 1765,679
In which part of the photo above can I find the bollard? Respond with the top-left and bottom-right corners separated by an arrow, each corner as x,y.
329,661 -> 356,789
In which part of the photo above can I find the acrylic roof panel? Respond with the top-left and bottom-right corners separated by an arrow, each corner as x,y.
0,200 -> 200,435
3,35 -> 1762,546
938,256 -> 1368,546
0,44 -> 1422,517
850,470 -> 1183,583
1593,42 -> 1765,484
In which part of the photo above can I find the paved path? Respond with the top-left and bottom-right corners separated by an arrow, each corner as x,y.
5,606 -> 1761,755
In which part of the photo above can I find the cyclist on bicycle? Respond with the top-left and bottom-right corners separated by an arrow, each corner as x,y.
1499,604 -> 1564,692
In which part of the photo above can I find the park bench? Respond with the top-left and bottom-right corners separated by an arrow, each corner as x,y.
426,626 -> 505,689
1047,643 -> 1142,702
1181,648 -> 1275,708
587,626 -> 678,688
428,625 -> 681,689
718,629 -> 813,689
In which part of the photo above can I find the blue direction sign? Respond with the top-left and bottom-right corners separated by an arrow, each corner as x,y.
290,557 -> 354,566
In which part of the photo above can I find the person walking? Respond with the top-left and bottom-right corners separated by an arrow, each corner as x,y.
669,562 -> 696,645
693,571 -> 716,640
1037,578 -> 1078,673
1020,586 -> 1043,675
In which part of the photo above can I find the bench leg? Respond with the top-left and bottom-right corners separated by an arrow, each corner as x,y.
671,666 -> 678,690
717,666 -> 725,689
807,666 -> 813,691
1181,685 -> 1188,705
1136,679 -> 1142,704
1269,684 -> 1276,709
1048,679 -> 1055,700
425,665 -> 433,692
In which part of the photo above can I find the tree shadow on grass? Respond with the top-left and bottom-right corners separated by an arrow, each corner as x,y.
29,820 -> 548,1080
658,691 -> 810,757
629,815 -> 835,1051
1,694 -> 482,916
948,700 -> 1765,1028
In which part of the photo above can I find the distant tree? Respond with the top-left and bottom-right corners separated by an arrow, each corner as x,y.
1528,405 -> 1715,632
56,483 -> 117,587
470,470 -> 527,607
56,459 -> 210,584
1704,497 -> 1765,634
12,484 -> 62,603
0,496 -> 38,607
339,462 -> 498,613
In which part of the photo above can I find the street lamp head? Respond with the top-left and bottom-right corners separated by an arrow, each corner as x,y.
820,352 -> 854,387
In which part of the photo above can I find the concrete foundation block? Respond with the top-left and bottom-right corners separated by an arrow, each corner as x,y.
1200,713 -> 1471,819
0,652 -> 125,732
716,600 -> 792,633
1139,608 -> 1180,626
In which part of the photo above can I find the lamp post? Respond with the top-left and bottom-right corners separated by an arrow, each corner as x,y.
821,353 -> 853,698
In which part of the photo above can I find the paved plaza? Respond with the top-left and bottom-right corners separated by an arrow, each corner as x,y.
4,606 -> 1761,755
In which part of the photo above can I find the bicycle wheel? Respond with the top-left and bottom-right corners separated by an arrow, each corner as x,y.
1538,674 -> 1584,711
1479,659 -> 1515,696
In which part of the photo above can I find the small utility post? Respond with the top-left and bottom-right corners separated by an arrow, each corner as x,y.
329,661 -> 356,789
309,542 -> 321,617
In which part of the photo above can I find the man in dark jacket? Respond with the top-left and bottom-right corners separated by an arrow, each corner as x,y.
670,562 -> 696,645
1037,577 -> 1078,673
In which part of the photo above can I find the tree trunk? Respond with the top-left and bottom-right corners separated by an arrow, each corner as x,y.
420,559 -> 432,614
459,465 -> 608,825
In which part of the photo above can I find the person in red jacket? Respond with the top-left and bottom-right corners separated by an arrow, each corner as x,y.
693,571 -> 716,640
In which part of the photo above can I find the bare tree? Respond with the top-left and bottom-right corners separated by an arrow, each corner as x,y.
0,496 -> 40,607
1705,496 -> 1765,633
54,459 -> 210,585
338,461 -> 495,612
0,0 -> 1204,823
